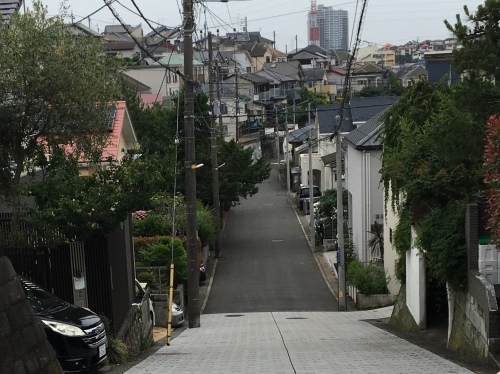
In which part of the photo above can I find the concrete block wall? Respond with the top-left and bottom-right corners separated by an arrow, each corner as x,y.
448,291 -> 489,363
0,255 -> 63,374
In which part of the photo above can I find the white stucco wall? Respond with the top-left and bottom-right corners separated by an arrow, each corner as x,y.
124,67 -> 180,98
299,153 -> 323,190
406,226 -> 426,329
345,147 -> 384,263
318,139 -> 336,191
383,191 -> 401,295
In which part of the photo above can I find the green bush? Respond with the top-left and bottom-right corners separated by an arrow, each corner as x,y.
132,213 -> 169,237
197,203 -> 216,249
100,315 -> 128,364
347,259 -> 389,295
139,236 -> 187,286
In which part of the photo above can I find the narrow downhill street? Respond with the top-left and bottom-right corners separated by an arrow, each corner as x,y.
203,163 -> 337,314
122,164 -> 496,374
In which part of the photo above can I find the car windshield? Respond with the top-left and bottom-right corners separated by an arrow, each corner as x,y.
18,276 -> 66,314
301,187 -> 321,197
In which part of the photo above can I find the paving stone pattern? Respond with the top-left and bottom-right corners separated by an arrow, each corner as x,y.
124,307 -> 472,374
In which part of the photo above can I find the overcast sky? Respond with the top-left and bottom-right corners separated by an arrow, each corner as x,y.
31,0 -> 486,51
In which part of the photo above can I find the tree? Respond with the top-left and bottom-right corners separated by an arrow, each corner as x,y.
445,0 -> 500,83
213,140 -> 271,211
0,2 -> 122,238
294,87 -> 329,126
123,87 -> 271,213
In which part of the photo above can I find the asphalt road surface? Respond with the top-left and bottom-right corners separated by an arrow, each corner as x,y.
203,163 -> 338,314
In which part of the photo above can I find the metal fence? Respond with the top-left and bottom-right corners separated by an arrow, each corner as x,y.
135,266 -> 169,294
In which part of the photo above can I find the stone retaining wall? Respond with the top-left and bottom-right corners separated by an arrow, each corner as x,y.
0,255 -> 63,374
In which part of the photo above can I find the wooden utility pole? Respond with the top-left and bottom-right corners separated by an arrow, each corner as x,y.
183,0 -> 200,328
208,33 -> 222,259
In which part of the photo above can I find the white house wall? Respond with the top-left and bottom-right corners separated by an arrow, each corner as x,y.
299,153 -> 324,190
346,147 -> 384,263
319,139 -> 336,191
124,68 -> 180,98
406,226 -> 426,329
346,146 -> 364,261
383,187 -> 401,295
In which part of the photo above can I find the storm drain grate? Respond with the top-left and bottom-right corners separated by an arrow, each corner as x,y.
286,317 -> 308,320
225,314 -> 245,317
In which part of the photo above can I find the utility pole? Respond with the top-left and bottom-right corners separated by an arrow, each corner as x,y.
285,106 -> 290,197
235,60 -> 239,142
208,33 -> 222,260
275,106 -> 280,167
182,0 -> 200,328
308,103 -> 315,252
335,114 -> 346,311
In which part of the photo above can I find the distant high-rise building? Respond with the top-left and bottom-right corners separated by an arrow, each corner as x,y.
308,2 -> 348,51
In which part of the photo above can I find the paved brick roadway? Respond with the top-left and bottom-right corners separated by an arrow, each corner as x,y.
124,307 -> 473,374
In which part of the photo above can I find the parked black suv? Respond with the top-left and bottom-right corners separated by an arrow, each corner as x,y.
18,275 -> 108,373
295,185 -> 322,212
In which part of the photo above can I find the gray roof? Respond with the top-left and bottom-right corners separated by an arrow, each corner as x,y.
395,64 -> 428,80
240,73 -> 272,85
287,126 -> 315,144
104,25 -> 132,34
317,96 -> 400,135
238,42 -> 269,57
330,49 -> 351,61
263,60 -> 302,79
303,68 -> 326,81
0,0 -> 22,24
343,109 -> 390,150
70,22 -> 101,37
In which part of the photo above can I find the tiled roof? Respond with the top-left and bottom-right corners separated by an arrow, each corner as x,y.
263,60 -> 302,78
63,102 -> 137,162
343,109 -> 388,150
287,126 -> 315,144
240,73 -> 272,84
303,68 -> 326,81
0,0 -> 22,24
104,41 -> 137,51
239,42 -> 268,57
330,50 -> 351,61
317,96 -> 399,135
155,53 -> 203,66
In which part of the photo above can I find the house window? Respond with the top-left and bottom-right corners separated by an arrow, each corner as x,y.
389,228 -> 393,243
266,56 -> 271,63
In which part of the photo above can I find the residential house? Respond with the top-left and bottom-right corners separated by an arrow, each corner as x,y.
288,45 -> 330,69
303,68 -> 337,102
1,101 -> 139,333
124,53 -> 204,103
343,108 -> 396,271
330,49 -> 351,67
394,64 -> 428,87
69,22 -> 101,37
424,50 -> 458,84
144,25 -> 181,48
222,42 -> 275,72
102,24 -> 143,59
350,62 -> 387,93
305,96 -> 400,192
327,66 -> 347,97
261,60 -> 305,90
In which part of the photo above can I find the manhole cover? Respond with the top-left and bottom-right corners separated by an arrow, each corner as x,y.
225,314 -> 245,317
286,317 -> 308,320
